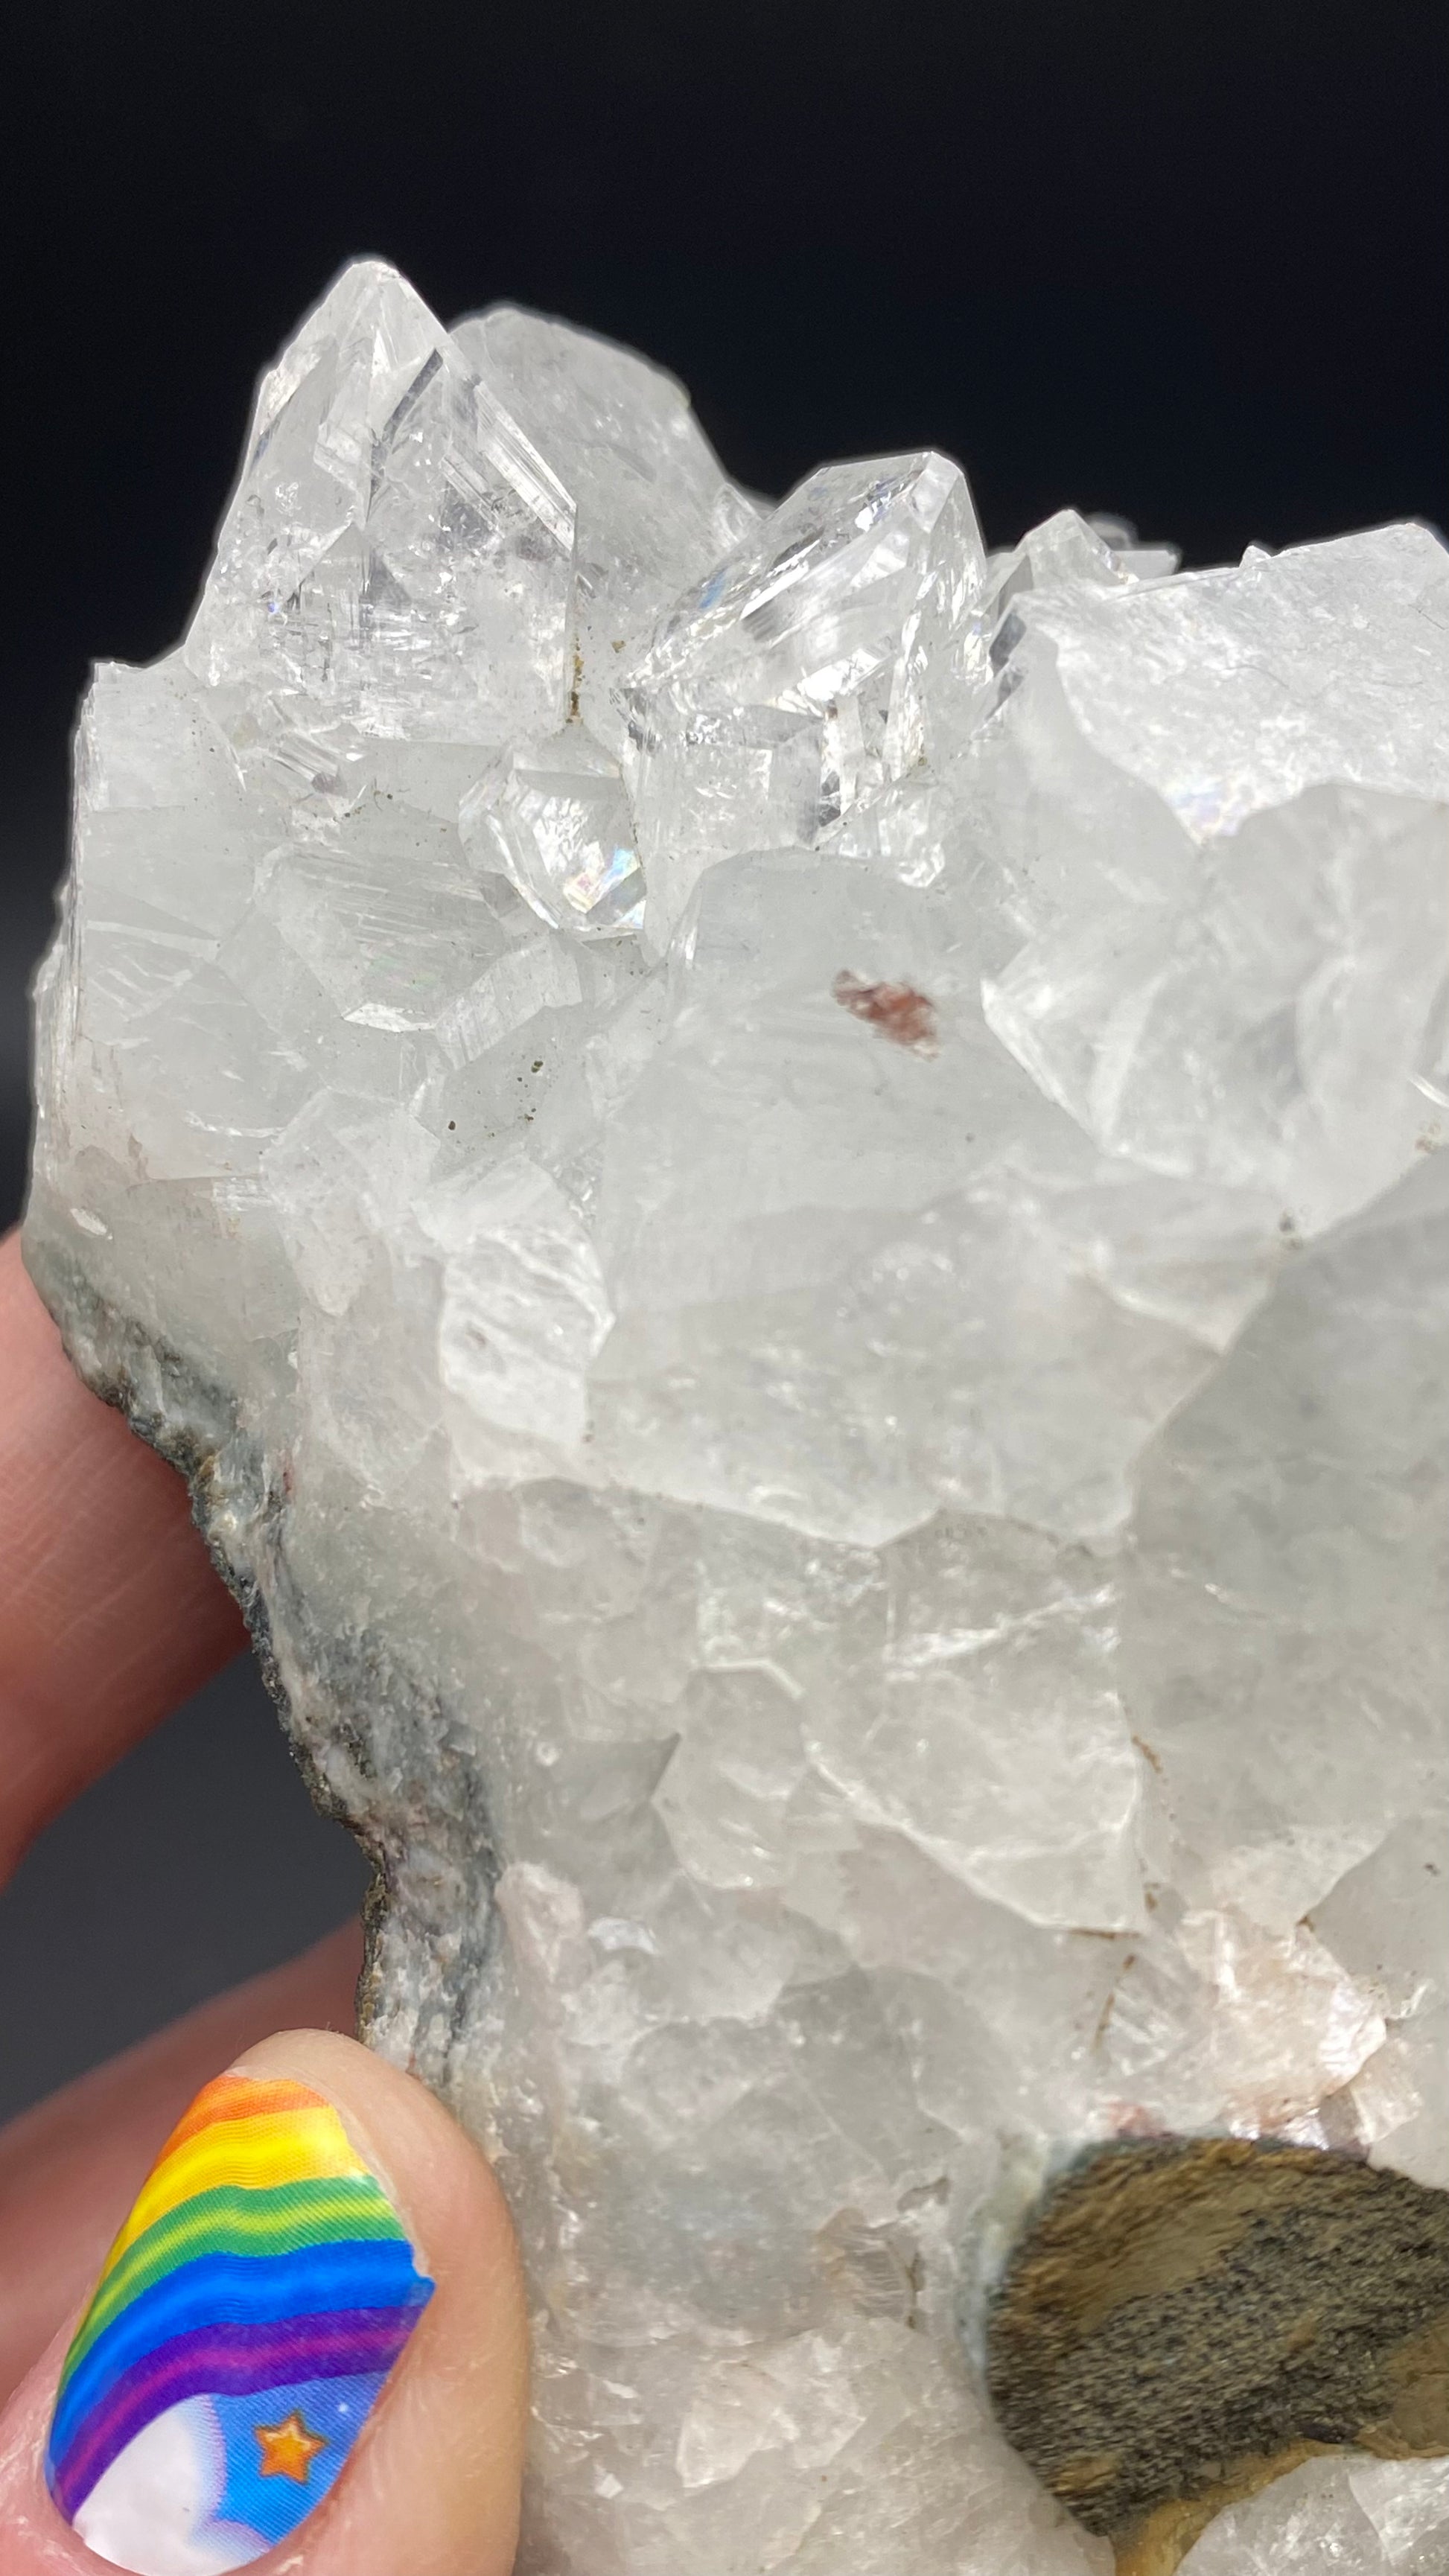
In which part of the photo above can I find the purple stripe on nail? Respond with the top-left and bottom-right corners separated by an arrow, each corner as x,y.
50,2305 -> 419,2519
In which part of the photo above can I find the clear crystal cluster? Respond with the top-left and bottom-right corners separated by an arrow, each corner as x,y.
25,260 -> 1449,2574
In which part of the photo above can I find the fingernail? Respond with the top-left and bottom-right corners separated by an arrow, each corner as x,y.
45,2072 -> 433,2574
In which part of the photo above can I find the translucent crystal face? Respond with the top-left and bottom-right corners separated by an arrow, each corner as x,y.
619,447 -> 993,949
25,259 -> 1449,2575
460,732 -> 644,938
185,263 -> 577,744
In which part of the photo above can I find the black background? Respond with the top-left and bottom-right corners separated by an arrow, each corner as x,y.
1,0 -> 1445,2116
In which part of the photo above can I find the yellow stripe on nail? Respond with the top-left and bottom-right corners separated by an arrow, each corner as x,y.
98,2105 -> 370,2279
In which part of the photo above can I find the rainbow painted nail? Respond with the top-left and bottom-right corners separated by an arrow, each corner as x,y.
45,2073 -> 433,2575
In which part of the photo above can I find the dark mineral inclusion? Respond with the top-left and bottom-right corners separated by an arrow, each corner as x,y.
984,2135 -> 1449,2575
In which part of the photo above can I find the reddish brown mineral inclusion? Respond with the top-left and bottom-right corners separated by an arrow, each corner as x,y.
832,969 -> 939,1052
984,2136 -> 1449,2575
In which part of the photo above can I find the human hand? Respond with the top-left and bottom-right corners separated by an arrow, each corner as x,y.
0,1229 -> 528,2574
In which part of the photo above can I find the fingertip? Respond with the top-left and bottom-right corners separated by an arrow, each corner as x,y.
5,2027 -> 526,2576
221,2029 -> 531,2576
236,2025 -> 531,2421
0,1927 -> 363,2407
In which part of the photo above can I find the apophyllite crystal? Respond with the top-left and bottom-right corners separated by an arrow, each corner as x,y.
25,258 -> 1449,2574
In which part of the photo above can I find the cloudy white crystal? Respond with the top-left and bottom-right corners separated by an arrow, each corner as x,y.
26,257 -> 1449,2575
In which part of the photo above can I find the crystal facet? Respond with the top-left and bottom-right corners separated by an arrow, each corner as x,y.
25,260 -> 1449,2576
460,730 -> 644,938
620,449 -> 992,946
185,260 -> 576,745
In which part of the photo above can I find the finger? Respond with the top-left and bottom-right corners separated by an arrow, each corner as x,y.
0,2028 -> 527,2576
0,1228 -> 247,1881
0,1925 -> 363,2408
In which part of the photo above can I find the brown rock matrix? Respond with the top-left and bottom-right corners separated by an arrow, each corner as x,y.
985,2135 -> 1449,2575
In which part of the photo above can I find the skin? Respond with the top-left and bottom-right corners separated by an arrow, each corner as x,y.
0,1229 -> 530,2573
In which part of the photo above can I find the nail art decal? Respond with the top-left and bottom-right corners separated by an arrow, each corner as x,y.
46,2075 -> 433,2575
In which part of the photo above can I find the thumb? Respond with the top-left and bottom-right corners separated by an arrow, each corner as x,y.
0,2030 -> 528,2576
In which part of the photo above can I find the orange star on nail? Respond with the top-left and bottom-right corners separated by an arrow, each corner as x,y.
254,2409 -> 328,2483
